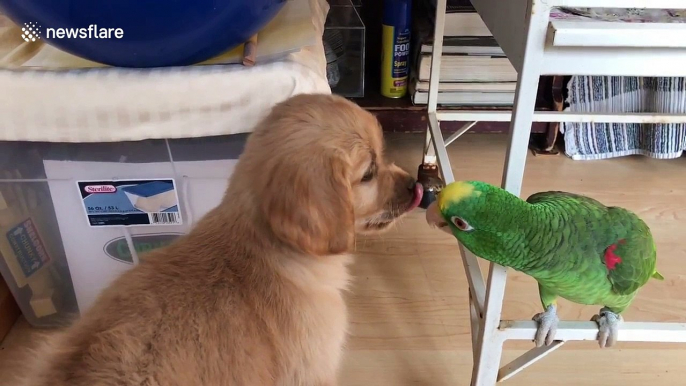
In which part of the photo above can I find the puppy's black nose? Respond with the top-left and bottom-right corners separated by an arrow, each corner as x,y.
407,179 -> 418,192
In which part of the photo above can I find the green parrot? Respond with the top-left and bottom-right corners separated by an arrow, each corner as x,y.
425,180 -> 663,348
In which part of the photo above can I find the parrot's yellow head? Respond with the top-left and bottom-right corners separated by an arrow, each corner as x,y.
426,180 -> 490,237
426,180 -> 524,265
428,179 -> 523,235
437,181 -> 481,212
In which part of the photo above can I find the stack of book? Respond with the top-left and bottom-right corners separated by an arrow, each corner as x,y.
409,0 -> 517,106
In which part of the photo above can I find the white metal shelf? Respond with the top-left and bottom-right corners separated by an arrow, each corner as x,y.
422,0 -> 686,384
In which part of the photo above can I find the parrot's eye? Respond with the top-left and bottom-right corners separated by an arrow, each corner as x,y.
451,216 -> 473,231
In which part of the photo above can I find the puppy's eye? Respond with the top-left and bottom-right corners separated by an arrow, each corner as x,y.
361,169 -> 374,182
451,216 -> 473,232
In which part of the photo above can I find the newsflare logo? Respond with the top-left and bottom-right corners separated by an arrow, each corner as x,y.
21,22 -> 41,42
21,22 -> 124,42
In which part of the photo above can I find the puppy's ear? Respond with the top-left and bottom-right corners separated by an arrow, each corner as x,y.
261,152 -> 354,256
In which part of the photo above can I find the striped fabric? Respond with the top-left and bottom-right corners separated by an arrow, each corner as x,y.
561,76 -> 686,160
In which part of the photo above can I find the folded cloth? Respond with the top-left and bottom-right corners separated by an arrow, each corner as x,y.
0,0 -> 331,143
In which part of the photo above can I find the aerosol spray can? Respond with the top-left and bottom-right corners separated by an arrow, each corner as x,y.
380,0 -> 412,98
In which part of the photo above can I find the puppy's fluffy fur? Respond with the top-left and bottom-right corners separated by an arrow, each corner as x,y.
17,94 -> 420,386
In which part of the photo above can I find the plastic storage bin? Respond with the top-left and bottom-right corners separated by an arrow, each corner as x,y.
0,135 -> 248,327
325,0 -> 366,98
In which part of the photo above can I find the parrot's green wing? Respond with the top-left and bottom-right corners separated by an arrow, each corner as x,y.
603,207 -> 659,294
526,191 -> 659,296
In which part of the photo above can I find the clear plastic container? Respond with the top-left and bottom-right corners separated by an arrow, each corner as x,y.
0,135 -> 248,327
325,0 -> 366,97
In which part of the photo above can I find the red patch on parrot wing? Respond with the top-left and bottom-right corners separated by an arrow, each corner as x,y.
604,243 -> 623,270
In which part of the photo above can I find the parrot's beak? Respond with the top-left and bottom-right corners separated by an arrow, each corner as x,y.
425,201 -> 451,234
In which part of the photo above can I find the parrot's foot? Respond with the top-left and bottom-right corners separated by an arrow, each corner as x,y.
532,304 -> 559,347
591,308 -> 623,348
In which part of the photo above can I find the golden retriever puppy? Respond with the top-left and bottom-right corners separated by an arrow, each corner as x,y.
16,93 -> 423,386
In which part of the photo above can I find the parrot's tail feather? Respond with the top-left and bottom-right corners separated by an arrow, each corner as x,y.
652,271 -> 665,281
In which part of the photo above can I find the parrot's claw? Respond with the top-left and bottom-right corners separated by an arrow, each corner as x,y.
591,308 -> 622,348
532,304 -> 559,347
